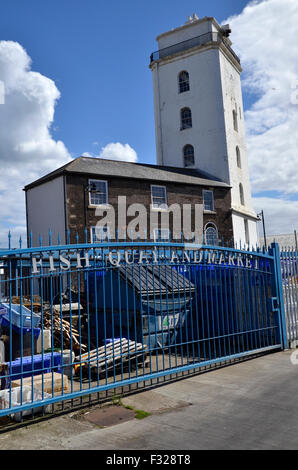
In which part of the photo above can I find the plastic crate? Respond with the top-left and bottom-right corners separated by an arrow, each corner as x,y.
0,303 -> 40,329
0,306 -> 7,316
0,314 -> 41,341
7,353 -> 59,380
0,387 -> 18,409
8,351 -> 74,381
105,338 -> 122,344
0,385 -> 51,421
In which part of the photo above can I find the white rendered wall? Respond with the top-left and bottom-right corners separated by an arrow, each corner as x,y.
219,53 -> 254,209
26,176 -> 66,247
151,17 -> 258,247
219,49 -> 258,247
232,214 -> 258,249
152,47 -> 229,181
157,17 -> 218,50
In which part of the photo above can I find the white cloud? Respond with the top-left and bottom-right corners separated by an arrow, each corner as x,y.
83,142 -> 138,163
0,41 -> 137,248
253,197 -> 298,236
0,41 -> 71,247
227,0 -> 298,234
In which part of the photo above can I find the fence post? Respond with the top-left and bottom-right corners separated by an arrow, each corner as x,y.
271,242 -> 288,349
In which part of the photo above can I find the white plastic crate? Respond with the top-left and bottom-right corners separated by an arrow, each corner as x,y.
0,385 -> 51,421
0,387 -> 18,410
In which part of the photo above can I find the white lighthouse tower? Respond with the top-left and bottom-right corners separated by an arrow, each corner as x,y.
150,14 -> 258,247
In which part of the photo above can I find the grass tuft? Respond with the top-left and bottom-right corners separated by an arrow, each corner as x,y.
134,409 -> 151,420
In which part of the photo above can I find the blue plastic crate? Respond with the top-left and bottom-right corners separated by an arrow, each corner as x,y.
0,314 -> 40,339
6,352 -> 64,381
0,303 -> 40,329
105,338 -> 122,344
0,306 -> 7,315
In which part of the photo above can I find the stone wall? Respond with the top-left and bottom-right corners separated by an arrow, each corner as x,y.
65,173 -> 233,244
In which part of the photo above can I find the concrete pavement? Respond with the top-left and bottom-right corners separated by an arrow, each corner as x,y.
0,350 -> 298,450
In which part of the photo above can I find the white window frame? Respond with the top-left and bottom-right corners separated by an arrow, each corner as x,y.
153,228 -> 170,242
203,190 -> 215,212
151,184 -> 168,211
204,222 -> 219,246
180,107 -> 192,130
88,179 -> 108,206
183,144 -> 195,168
178,70 -> 190,94
90,225 -> 111,243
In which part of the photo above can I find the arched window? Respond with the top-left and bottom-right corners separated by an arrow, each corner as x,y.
204,223 -> 219,246
236,146 -> 241,168
233,109 -> 238,132
181,107 -> 192,130
239,183 -> 245,206
179,71 -> 190,93
183,145 -> 194,167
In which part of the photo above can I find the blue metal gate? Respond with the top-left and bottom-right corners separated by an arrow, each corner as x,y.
280,247 -> 298,347
0,240 -> 287,421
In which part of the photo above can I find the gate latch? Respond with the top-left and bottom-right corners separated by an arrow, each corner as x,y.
271,297 -> 280,312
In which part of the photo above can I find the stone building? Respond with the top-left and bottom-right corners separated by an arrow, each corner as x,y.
24,156 -> 233,246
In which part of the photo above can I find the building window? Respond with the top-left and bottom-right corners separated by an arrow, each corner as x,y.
233,109 -> 238,132
151,185 -> 167,210
89,179 -> 108,206
236,146 -> 241,168
183,145 -> 195,167
153,228 -> 170,242
244,219 -> 249,245
203,190 -> 215,212
179,71 -> 190,93
181,107 -> 192,130
239,183 -> 245,206
204,223 -> 219,246
91,226 -> 110,242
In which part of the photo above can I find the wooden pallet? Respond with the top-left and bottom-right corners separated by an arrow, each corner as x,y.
75,339 -> 148,377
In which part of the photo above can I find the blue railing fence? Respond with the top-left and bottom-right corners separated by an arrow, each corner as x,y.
280,247 -> 298,347
1,228 -> 268,254
0,238 -> 287,422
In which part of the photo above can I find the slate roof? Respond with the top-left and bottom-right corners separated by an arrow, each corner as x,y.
119,264 -> 195,296
23,156 -> 230,191
260,234 -> 297,249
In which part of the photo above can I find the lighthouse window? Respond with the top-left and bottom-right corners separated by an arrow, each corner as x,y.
239,183 -> 245,206
233,109 -> 238,132
236,146 -> 241,168
181,107 -> 192,130
179,71 -> 190,93
183,145 -> 195,167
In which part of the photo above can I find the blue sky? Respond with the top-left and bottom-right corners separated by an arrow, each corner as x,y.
0,0 -> 250,164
